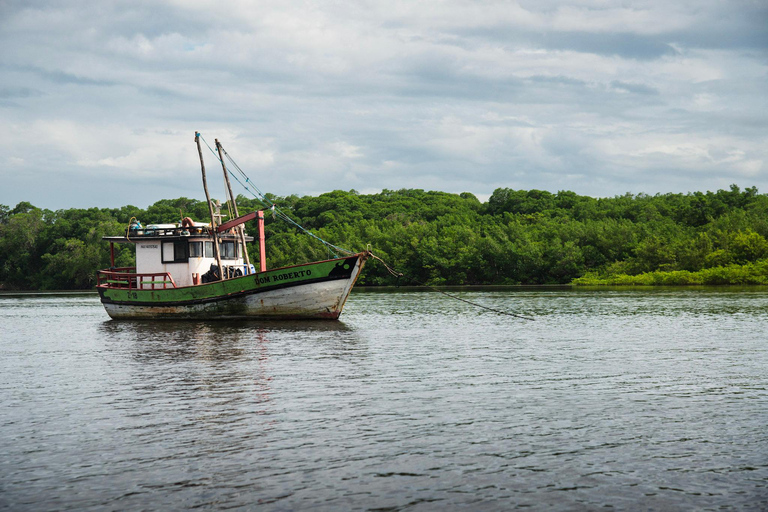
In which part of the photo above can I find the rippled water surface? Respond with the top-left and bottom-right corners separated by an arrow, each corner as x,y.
1,288 -> 767,510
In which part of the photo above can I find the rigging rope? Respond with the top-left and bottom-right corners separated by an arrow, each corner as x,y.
197,134 -> 534,320
198,133 -> 353,257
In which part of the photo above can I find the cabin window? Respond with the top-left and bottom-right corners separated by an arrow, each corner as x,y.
189,242 -> 203,258
204,241 -> 214,258
220,241 -> 237,260
161,240 -> 189,263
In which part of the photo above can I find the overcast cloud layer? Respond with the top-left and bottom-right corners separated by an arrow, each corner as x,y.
1,0 -> 767,209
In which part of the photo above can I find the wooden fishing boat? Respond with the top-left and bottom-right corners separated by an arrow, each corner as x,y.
96,134 -> 368,320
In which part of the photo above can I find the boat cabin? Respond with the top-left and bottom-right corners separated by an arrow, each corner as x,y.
101,220 -> 256,289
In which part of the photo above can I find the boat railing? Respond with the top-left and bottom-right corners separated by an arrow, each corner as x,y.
97,268 -> 178,290
126,226 -> 212,237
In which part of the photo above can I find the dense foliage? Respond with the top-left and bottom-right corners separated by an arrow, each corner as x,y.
2,185 -> 768,289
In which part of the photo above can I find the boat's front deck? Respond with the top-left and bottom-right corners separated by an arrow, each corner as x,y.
97,267 -> 177,290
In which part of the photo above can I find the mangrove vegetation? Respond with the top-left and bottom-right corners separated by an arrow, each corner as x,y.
2,185 -> 768,289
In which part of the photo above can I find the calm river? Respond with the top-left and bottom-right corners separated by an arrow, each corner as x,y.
1,288 -> 767,510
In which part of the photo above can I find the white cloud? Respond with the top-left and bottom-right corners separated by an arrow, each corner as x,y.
0,0 -> 766,208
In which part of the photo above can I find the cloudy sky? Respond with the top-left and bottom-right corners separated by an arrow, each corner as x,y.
1,0 -> 767,209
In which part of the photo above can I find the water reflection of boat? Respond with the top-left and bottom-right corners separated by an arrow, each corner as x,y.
97,134 -> 368,320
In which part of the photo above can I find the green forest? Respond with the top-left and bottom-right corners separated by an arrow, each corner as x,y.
2,184 -> 768,290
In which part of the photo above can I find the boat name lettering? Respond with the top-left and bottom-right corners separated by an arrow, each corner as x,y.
258,269 -> 312,284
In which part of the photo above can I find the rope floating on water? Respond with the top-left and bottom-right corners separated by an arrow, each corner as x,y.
368,252 -> 535,321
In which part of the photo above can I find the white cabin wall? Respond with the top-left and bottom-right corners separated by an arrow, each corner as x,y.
135,239 -> 248,289
136,242 -> 194,288
166,264 -> 193,287
136,243 -> 162,274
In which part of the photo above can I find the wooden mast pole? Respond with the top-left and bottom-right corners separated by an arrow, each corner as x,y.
257,210 -> 267,272
215,139 -> 251,270
195,132 -> 225,281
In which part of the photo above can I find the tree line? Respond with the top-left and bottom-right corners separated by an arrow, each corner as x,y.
2,184 -> 768,290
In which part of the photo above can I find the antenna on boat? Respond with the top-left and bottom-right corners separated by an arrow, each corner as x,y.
195,132 -> 225,281
216,139 -> 251,269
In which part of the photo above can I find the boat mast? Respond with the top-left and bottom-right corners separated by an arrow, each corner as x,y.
215,139 -> 251,269
195,132 -> 225,280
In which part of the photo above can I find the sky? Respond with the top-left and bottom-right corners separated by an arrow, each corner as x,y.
1,0 -> 767,210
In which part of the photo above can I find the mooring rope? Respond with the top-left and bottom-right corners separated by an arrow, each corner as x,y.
196,134 -> 534,320
368,252 -> 535,321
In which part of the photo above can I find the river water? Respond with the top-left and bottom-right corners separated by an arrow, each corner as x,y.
1,288 -> 767,510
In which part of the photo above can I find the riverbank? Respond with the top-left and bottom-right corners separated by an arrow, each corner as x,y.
572,260 -> 768,286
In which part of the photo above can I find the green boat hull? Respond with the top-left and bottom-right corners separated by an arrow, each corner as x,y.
98,254 -> 367,320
